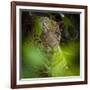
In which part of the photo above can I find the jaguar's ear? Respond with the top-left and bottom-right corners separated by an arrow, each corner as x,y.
58,21 -> 64,29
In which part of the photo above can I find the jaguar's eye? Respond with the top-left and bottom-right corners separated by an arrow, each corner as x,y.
55,32 -> 60,35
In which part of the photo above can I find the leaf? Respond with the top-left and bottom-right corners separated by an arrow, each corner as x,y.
50,40 -> 80,77
21,40 -> 49,78
34,16 -> 43,37
62,16 -> 74,29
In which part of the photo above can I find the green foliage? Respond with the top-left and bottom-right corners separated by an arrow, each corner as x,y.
22,40 -> 80,78
22,40 -> 49,78
34,16 -> 43,37
50,41 -> 80,77
62,16 -> 74,29
21,13 -> 80,78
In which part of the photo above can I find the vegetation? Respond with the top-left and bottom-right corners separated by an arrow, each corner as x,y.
21,11 -> 80,78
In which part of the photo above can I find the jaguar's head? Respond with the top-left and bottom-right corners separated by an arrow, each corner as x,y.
41,17 -> 63,48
